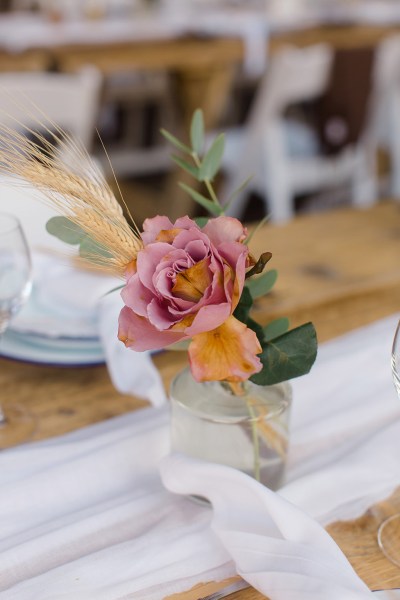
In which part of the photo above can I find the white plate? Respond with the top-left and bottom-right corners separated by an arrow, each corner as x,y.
0,329 -> 105,366
10,285 -> 100,341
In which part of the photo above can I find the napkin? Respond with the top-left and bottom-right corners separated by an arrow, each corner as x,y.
160,454 -> 372,600
98,291 -> 167,407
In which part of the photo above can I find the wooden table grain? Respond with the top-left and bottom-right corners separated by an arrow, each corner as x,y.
2,201 -> 400,598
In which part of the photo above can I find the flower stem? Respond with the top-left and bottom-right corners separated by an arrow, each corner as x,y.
246,401 -> 261,482
223,380 -> 261,483
191,152 -> 222,208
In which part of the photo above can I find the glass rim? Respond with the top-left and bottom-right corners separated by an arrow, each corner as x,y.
0,212 -> 22,235
170,367 -> 292,421
171,395 -> 290,424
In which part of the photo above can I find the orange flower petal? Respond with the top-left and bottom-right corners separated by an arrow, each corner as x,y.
124,258 -> 137,278
188,316 -> 262,382
156,228 -> 182,243
172,258 -> 212,302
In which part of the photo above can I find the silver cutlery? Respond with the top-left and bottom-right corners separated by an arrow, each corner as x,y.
198,579 -> 250,600
197,581 -> 400,600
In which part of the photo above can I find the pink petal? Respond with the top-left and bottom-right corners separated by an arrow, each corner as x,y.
147,297 -> 177,330
184,302 -> 231,336
203,216 -> 247,246
121,275 -> 153,316
136,242 -> 173,292
118,306 -> 185,352
174,216 -> 199,230
141,215 -> 174,244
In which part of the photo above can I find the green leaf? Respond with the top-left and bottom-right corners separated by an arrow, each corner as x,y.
103,284 -> 125,297
194,216 -> 210,228
246,316 -> 265,345
198,133 -> 225,181
245,269 -> 277,299
178,182 -> 222,216
171,155 -> 199,178
160,128 -> 191,154
263,317 -> 290,342
79,236 -> 112,260
46,216 -> 85,245
244,214 -> 269,245
250,322 -> 318,386
190,109 -> 204,155
233,286 -> 253,323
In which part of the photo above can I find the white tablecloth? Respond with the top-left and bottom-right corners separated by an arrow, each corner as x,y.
0,314 -> 399,599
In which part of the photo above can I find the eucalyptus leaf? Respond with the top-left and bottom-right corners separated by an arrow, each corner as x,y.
245,269 -> 277,299
251,323 -> 318,386
79,236 -> 112,260
263,317 -> 290,342
198,133 -> 225,181
194,216 -> 210,228
171,155 -> 199,178
160,128 -> 191,154
178,182 -> 222,216
190,109 -> 204,155
46,216 -> 85,245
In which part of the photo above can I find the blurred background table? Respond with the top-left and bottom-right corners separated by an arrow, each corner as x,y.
3,3 -> 400,220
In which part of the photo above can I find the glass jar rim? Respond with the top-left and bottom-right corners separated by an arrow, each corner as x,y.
170,368 -> 292,423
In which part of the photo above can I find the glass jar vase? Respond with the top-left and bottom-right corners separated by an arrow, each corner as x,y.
170,367 -> 292,490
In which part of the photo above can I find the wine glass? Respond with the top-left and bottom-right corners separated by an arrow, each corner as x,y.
0,213 -> 36,448
377,319 -> 400,566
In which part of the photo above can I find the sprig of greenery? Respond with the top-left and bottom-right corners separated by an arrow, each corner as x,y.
161,108 -> 250,219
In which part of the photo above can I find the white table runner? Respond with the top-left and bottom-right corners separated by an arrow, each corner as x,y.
1,314 -> 399,599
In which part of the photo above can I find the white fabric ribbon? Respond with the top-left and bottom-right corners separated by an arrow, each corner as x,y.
160,454 -> 372,600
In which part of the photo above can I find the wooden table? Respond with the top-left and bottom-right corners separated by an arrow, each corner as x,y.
2,201 -> 400,598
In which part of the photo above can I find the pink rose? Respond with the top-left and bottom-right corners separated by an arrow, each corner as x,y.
118,215 -> 262,382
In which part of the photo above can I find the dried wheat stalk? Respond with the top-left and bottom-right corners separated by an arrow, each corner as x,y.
0,117 -> 143,275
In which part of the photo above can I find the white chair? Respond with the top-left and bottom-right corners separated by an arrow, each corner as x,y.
0,67 -> 102,152
222,44 -> 378,223
372,34 -> 400,199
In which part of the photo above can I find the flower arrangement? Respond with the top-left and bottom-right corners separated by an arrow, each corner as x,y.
0,110 -> 317,386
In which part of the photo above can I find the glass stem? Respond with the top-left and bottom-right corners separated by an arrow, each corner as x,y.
0,403 -> 6,425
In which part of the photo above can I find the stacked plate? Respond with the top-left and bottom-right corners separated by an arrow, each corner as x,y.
0,176 -> 121,367
0,283 -> 106,367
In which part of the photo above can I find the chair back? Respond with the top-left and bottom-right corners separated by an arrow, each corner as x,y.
225,44 -> 333,202
372,34 -> 400,196
0,67 -> 102,151
248,43 -> 333,129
